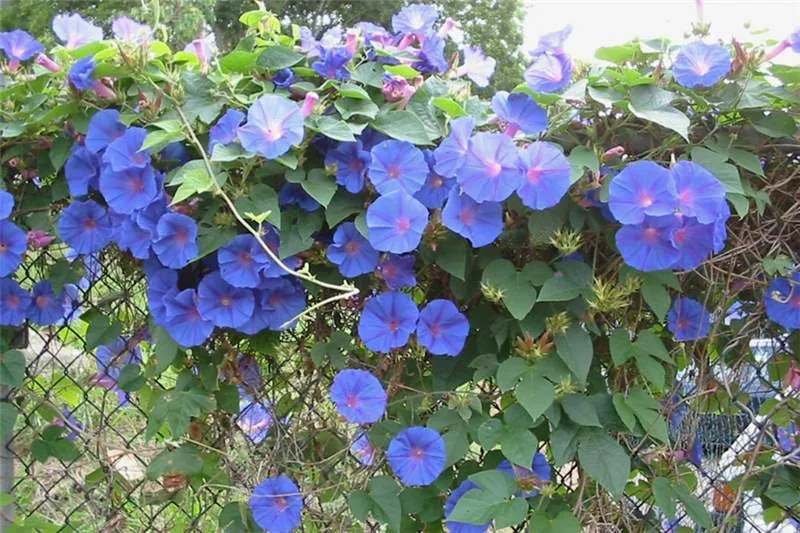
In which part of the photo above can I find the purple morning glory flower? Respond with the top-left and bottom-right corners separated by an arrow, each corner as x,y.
197,271 -> 255,328
52,14 -> 103,49
259,277 -> 306,330
387,426 -> 446,486
326,222 -> 379,278
673,42 -> 731,88
163,288 -> 214,347
0,29 -> 44,61
146,267 -> 178,324
0,278 -> 31,326
152,213 -> 199,268
350,432 -> 377,466
377,254 -> 416,289
615,215 -> 680,272
65,144 -> 100,197
237,394 -> 274,444
414,150 -> 455,209
368,140 -> 429,195
57,200 -> 112,254
0,191 -> 12,220
517,141 -> 571,210
672,161 -> 725,223
218,234 -> 270,288
28,281 -> 65,326
85,109 -> 126,153
238,95 -> 304,160
608,161 -> 677,224
99,165 -> 158,214
311,46 -> 352,80
273,68 -> 296,89
112,16 -> 152,45
52,406 -> 83,442
689,432 -> 703,466
764,272 -> 800,330
249,475 -> 304,533
278,183 -> 321,212
669,217 -> 715,271
0,220 -> 26,277
92,337 -> 142,406
160,142 -> 190,165
236,354 -> 264,391
392,4 -> 439,35
491,91 -> 548,137
534,26 -> 572,55
416,299 -> 469,356
458,132 -> 523,203
441,188 -> 503,248
776,423 -> 797,452
68,55 -> 96,91
358,291 -> 419,353
325,140 -> 371,194
525,52 -> 572,93
415,34 -> 448,74
365,191 -> 429,254
116,199 -> 165,259
299,26 -> 322,57
456,46 -> 496,88
329,369 -> 387,424
383,74 -> 415,104
497,452 -> 552,498
667,297 -> 711,341
103,127 -> 151,172
208,109 -> 245,153
713,199 -> 730,253
444,479 -> 491,533
434,116 -> 475,178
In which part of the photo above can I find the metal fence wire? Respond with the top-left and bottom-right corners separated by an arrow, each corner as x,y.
1,245 -> 799,531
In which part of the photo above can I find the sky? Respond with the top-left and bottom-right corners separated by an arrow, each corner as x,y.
521,0 -> 800,65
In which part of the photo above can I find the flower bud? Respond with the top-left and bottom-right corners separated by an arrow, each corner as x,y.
301,91 -> 319,118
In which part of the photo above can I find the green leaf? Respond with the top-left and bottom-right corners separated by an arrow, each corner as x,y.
141,129 -> 184,152
550,422 -> 580,466
0,401 -> 19,440
348,491 -> 372,522
351,62 -> 385,87
538,262 -> 591,302
750,110 -> 797,138
220,50 -> 258,73
625,388 -> 669,443
257,46 -> 304,69
145,390 -> 216,440
560,394 -> 602,427
146,445 -> 204,479
612,393 -> 637,431
300,169 -> 337,208
335,98 -> 379,120
308,115 -> 356,142
85,314 -> 122,350
609,329 -> 634,366
219,501 -> 258,532
588,86 -> 624,107
530,509 -> 582,533
447,488 -> 499,524
152,327 -> 178,375
641,279 -> 670,320
117,364 -> 145,392
500,427 -> 538,467
595,43 -> 642,63
728,148 -> 765,177
493,498 -> 529,528
31,426 -> 79,462
577,429 -> 630,498
634,352 -> 665,388
496,357 -> 530,392
0,350 -> 25,387
469,470 -> 518,497
339,83 -> 370,100
325,189 -> 363,226
234,183 -> 280,230
482,259 -> 538,320
211,143 -> 254,162
384,64 -> 420,79
628,85 -> 690,140
633,329 -> 670,362
568,146 -> 599,183
652,477 -> 677,518
515,373 -> 554,421
368,476 -> 402,530
170,160 -> 215,204
555,326 -> 593,384
431,97 -> 467,117
435,236 -> 468,280
691,147 -> 744,194
672,482 -> 712,529
372,111 -> 431,144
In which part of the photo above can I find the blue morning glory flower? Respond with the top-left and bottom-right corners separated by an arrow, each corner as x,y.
237,394 -> 274,444
0,278 -> 31,326
368,140 -> 429,196
28,281 -> 64,326
65,144 -> 100,197
218,234 -> 270,288
238,94 -> 304,160
103,127 -> 151,172
608,161 -> 677,224
433,116 -> 475,178
350,432 -> 377,466
53,406 -> 83,442
444,479 -> 491,533
525,52 -> 572,93
441,188 -> 503,248
112,16 -> 152,45
99,165 -> 158,214
208,108 -> 245,153
366,191 -> 429,254
197,271 -> 255,328
52,13 -> 103,49
377,254 -> 416,289
146,267 -> 178,324
160,142 -> 190,165
673,42 -> 731,88
672,161 -> 725,223
458,132 -> 523,203
776,423 -> 797,453
387,426 -> 447,486
457,46 -> 497,88
234,293 -> 270,335
713,199 -> 730,253
163,289 -> 215,347
330,369 -> 387,424
57,200 -> 113,254
416,299 -> 470,356
249,475 -> 304,533
689,432 -> 703,466
0,220 -> 26,277
117,217 -> 153,259
415,34 -> 448,74
326,222 -> 379,278
0,29 -> 43,62
615,215 -> 680,272
92,337 -> 142,406
517,141 -> 571,210
358,291 -> 419,353
667,297 -> 711,341
414,150 -> 455,209
669,217 -> 715,271
312,46 -> 352,80
0,191 -> 12,220
491,91 -> 548,136
85,109 -> 126,153
260,277 -> 306,330
68,55 -> 96,91
325,140 -> 371,193
497,452 -> 552,498
278,183 -> 321,212
764,272 -> 800,330
392,4 -> 439,35
152,213 -> 199,269
273,68 -> 296,89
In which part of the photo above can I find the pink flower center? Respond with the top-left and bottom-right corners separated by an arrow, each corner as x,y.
527,167 -> 543,184
693,60 -> 710,76
643,227 -> 660,243
381,264 -> 396,278
459,207 -> 475,225
7,295 -> 20,308
791,295 -> 800,309
82,218 -> 97,230
238,251 -> 252,265
220,296 -> 232,306
345,394 -> 359,408
410,447 -> 425,460
677,317 -> 690,330
395,217 -> 411,234
274,496 -> 288,511
429,323 -> 442,337
174,229 -> 189,245
349,159 -> 364,171
186,306 -> 201,320
486,160 -> 502,178
345,241 -> 360,255
36,295 -> 50,308
387,319 -> 400,332
0,242 -> 7,253
638,194 -> 654,208
679,188 -> 694,204
129,176 -> 145,193
431,176 -> 443,188
387,165 -> 401,179
133,152 -> 146,165
263,123 -> 283,141
672,227 -> 688,245
269,293 -> 283,306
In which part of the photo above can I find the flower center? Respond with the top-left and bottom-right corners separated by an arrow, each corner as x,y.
395,217 -> 411,234
0,242 -> 7,253
387,165 -> 401,179
220,296 -> 232,306
7,295 -> 20,308
274,496 -> 288,511
174,229 -> 189,245
269,293 -> 283,306
129,176 -> 145,193
677,317 -> 690,331
410,447 -> 425,460
694,60 -> 711,76
679,188 -> 694,204
638,194 -> 654,208
429,323 -> 442,337
36,295 -> 50,308
345,394 -> 359,408
431,176 -> 443,188
349,159 -> 364,171
82,218 -> 97,230
186,306 -> 201,321
527,167 -> 543,184
387,318 -> 400,332
263,123 -> 283,141
459,207 -> 475,225
238,251 -> 252,265
345,241 -> 360,255
486,160 -> 502,178
791,295 -> 800,309
643,227 -> 660,243
672,227 -> 688,245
